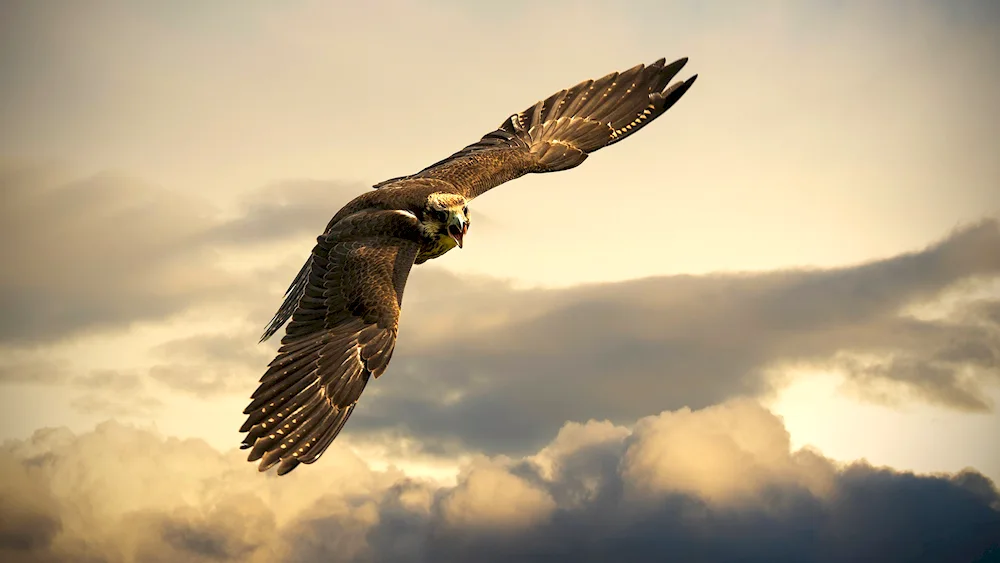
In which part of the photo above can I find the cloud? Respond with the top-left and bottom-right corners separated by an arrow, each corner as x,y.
0,453 -> 61,554
149,331 -> 275,396
0,360 -> 69,386
200,180 -> 359,247
68,394 -> 162,418
1,401 -> 997,563
620,400 -> 833,505
349,220 -> 1000,454
0,358 -> 161,419
438,459 -> 557,531
73,370 -> 142,393
0,163 -> 362,346
0,358 -> 160,418
0,164 -> 230,345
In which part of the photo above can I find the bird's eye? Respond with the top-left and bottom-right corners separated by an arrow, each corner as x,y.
463,206 -> 468,215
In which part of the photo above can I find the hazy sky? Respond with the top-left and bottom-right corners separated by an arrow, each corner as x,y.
2,1 -> 999,561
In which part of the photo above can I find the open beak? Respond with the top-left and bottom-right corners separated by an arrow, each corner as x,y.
448,218 -> 468,248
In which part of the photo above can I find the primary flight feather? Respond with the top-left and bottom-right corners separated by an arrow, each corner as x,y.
241,57 -> 698,475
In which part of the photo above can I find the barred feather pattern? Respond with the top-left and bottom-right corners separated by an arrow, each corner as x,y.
242,210 -> 421,475
374,57 -> 697,199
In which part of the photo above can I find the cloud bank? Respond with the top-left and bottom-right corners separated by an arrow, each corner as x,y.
2,400 -> 998,563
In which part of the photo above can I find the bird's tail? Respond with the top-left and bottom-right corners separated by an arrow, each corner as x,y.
504,57 -> 697,173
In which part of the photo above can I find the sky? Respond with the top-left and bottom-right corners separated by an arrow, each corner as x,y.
1,0 -> 999,561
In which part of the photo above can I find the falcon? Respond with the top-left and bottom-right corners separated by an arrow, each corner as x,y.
241,57 -> 698,475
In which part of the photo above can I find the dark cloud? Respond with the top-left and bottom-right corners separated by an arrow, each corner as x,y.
349,220 -> 1000,454
0,163 -> 363,345
1,402 -> 997,563
398,466 -> 1000,563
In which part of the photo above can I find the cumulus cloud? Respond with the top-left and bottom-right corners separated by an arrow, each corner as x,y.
1,401 -> 997,563
439,459 -> 556,531
620,400 -> 834,505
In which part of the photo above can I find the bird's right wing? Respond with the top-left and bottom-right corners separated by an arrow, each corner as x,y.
242,209 -> 422,475
374,57 -> 697,200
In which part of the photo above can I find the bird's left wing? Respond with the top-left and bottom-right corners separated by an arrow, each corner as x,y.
374,57 -> 697,199
241,209 -> 421,475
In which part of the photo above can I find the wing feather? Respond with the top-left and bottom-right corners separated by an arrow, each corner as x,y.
241,209 -> 422,475
372,57 -> 696,199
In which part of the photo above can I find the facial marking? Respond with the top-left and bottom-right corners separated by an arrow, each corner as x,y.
417,193 -> 470,254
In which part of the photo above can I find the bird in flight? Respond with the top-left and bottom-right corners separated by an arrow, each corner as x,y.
240,57 -> 698,475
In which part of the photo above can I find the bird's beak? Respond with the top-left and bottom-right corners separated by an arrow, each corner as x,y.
448,217 -> 468,249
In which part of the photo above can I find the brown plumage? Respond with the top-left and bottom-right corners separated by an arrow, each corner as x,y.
241,57 -> 698,474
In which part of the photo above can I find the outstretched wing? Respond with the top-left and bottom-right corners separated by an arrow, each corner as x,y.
374,57 -> 697,199
241,209 -> 422,475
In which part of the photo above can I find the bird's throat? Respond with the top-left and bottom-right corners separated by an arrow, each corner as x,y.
415,232 -> 459,264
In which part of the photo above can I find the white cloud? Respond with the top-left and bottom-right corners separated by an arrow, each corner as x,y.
440,458 -> 557,530
620,399 -> 835,504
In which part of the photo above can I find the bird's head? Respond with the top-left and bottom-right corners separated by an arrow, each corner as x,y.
421,192 -> 470,248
